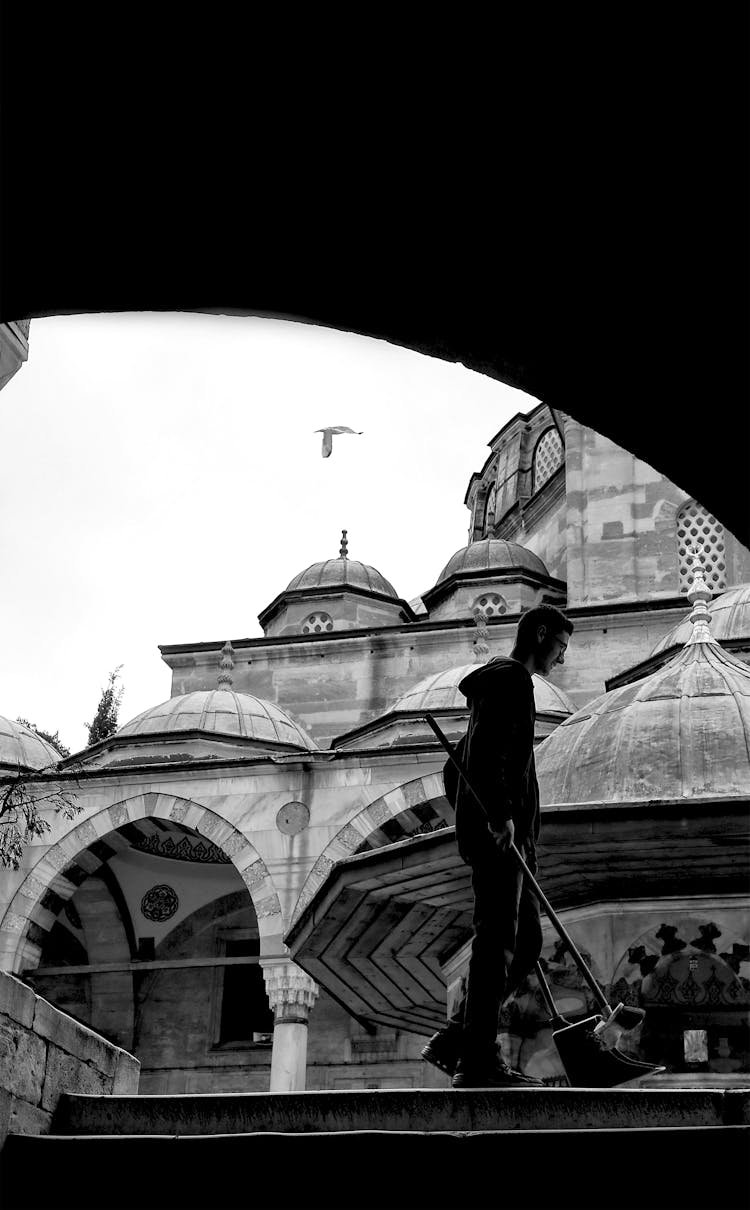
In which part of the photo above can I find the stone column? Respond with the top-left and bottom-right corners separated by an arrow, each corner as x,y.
261,959 -> 319,1092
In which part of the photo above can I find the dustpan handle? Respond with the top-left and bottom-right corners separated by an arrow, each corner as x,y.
425,712 -> 612,1017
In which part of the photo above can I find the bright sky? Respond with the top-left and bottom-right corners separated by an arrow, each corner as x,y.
0,314 -> 536,755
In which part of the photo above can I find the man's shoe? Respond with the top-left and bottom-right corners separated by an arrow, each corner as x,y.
421,1030 -> 461,1077
452,1057 -> 542,1089
423,1031 -> 544,1085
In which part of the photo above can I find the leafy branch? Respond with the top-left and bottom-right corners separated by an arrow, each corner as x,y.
0,762 -> 83,870
16,718 -> 71,759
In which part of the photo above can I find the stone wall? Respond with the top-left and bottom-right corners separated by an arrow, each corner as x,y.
163,600 -> 687,745
562,418 -> 750,608
0,970 -> 139,1148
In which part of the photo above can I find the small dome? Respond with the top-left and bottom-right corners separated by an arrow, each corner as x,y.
117,690 -> 317,751
285,558 -> 398,599
537,638 -> 750,806
390,665 -> 576,717
436,539 -> 549,585
0,716 -> 62,771
651,583 -> 750,655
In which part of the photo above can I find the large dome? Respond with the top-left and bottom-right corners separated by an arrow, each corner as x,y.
0,716 -> 62,771
536,632 -> 750,806
117,690 -> 317,751
285,557 -> 398,599
390,664 -> 577,717
436,539 -> 550,586
651,583 -> 750,655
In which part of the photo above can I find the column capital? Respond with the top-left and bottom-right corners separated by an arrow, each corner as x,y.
261,958 -> 319,1022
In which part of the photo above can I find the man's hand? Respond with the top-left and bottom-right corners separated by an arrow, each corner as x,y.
489,818 -> 514,852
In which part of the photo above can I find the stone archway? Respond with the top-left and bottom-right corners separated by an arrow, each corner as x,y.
0,791 -> 283,974
290,771 -> 450,926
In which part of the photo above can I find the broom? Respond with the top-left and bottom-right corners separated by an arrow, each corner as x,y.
425,714 -> 665,1086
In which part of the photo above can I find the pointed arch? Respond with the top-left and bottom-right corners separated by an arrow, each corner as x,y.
290,772 -> 451,926
0,791 -> 283,973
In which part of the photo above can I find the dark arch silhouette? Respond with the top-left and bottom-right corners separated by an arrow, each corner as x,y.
3,14 -> 747,547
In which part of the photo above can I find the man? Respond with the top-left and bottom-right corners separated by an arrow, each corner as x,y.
422,603 -> 573,1087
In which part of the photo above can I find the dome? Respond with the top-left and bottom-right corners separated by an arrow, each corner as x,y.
651,583 -> 750,655
436,539 -> 550,586
0,716 -> 62,771
285,557 -> 398,599
389,664 -> 577,717
536,635 -> 750,806
117,690 -> 317,751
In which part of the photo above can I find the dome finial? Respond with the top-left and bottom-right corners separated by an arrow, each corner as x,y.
471,605 -> 491,661
217,639 -> 235,688
339,529 -> 349,560
685,544 -> 718,645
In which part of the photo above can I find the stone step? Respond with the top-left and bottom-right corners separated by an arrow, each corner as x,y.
51,1085 -> 750,1136
2,1126 -> 749,1210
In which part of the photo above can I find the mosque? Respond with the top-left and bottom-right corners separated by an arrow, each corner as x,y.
0,402 -> 748,1092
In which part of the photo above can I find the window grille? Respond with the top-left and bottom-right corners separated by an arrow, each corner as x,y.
301,611 -> 334,634
676,501 -> 726,593
472,592 -> 507,618
533,428 -> 563,493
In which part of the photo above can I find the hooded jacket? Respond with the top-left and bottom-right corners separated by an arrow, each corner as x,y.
446,657 -> 540,863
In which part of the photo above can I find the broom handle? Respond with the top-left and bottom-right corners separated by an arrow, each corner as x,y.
534,960 -> 564,1021
425,713 -> 612,1016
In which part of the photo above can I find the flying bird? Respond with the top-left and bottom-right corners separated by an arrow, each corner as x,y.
315,426 -> 364,458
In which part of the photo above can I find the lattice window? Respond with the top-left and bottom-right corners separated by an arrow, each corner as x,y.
483,485 -> 497,534
472,592 -> 507,618
533,427 -> 563,493
676,501 -> 726,593
301,611 -> 334,634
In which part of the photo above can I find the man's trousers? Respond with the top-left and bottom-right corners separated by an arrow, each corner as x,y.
447,842 -> 543,1064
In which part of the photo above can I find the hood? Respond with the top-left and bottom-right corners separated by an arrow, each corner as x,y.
458,657 -> 530,704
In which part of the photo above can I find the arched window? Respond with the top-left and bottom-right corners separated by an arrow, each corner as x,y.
532,427 -> 563,493
676,500 -> 727,593
483,485 -> 496,534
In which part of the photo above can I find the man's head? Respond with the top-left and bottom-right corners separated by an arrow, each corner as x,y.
514,604 -> 573,676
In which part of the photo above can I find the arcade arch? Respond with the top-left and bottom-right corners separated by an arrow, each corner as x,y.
291,772 -> 451,926
0,791 -> 283,975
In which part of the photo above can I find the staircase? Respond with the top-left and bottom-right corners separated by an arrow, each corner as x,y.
2,1087 -> 748,1210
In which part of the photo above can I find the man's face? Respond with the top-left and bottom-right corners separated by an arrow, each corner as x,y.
536,628 -> 569,676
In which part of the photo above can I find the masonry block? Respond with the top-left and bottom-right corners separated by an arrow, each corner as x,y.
0,1085 -> 11,1146
367,800 -> 391,827
32,999 -> 117,1078
0,973 -> 36,1029
241,861 -> 268,893
40,1045 -> 109,1113
221,830 -> 247,859
8,1096 -> 52,1138
20,874 -> 47,903
329,824 -> 361,856
255,894 -> 282,919
111,1051 -> 140,1095
168,800 -> 189,824
0,1015 -> 46,1105
73,820 -> 98,847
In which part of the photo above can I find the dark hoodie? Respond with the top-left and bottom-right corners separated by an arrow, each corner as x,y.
447,657 -> 540,863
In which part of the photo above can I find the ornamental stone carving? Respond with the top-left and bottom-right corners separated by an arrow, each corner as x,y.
261,959 -> 319,1023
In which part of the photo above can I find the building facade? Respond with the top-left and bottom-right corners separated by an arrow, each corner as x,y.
1,402 -> 748,1091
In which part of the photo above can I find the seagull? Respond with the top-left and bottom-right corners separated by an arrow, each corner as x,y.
314,426 -> 364,458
